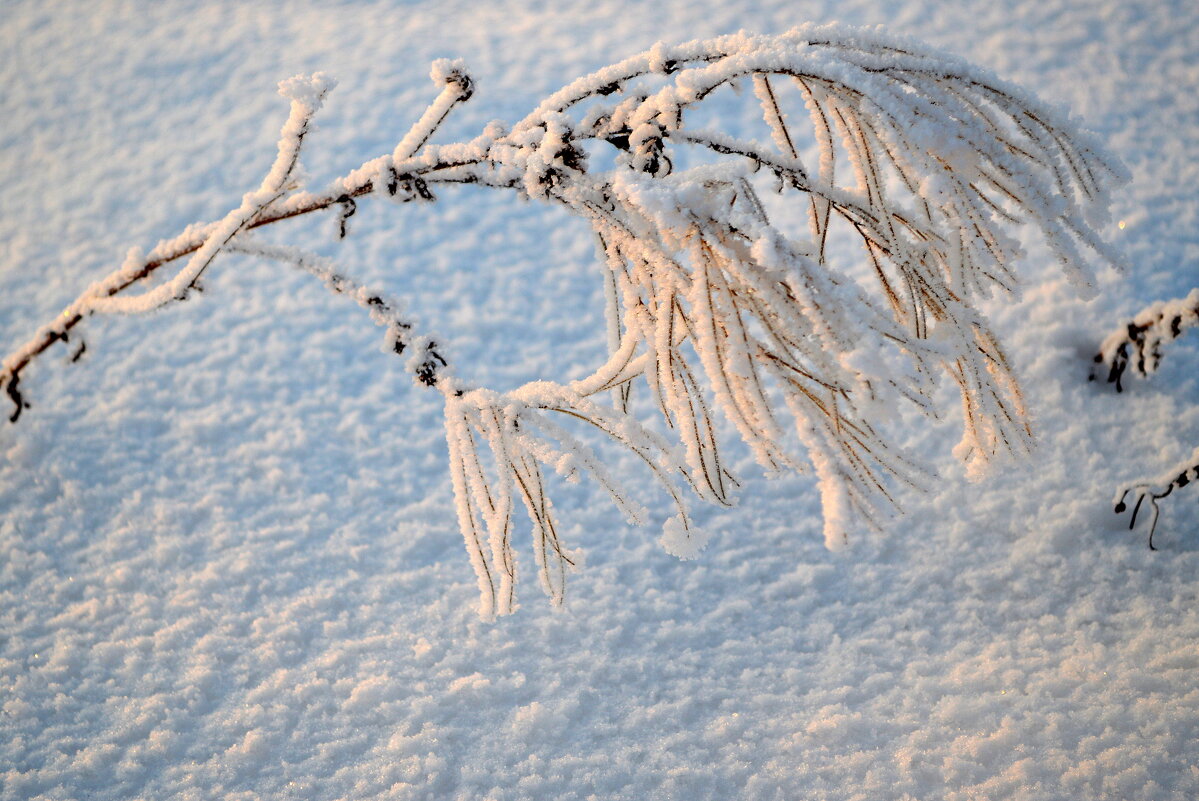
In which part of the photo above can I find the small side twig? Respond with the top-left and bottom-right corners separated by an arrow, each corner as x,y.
227,238 -> 453,389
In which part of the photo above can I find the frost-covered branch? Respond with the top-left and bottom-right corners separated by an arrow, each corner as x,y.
2,73 -> 330,417
0,65 -> 475,418
2,26 -> 1127,615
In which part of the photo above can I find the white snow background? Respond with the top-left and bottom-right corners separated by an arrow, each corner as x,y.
2,0 -> 1198,799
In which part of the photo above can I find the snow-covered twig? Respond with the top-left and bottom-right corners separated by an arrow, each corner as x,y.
2,26 -> 1126,614
1093,288 -> 1199,392
0,68 -> 471,418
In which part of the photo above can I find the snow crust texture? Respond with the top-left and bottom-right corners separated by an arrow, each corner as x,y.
1,1 -> 1197,799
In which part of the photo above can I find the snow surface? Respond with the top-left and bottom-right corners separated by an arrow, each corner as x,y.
2,1 -> 1198,799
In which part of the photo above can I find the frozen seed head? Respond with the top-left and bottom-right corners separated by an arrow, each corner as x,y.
430,58 -> 473,101
277,72 -> 337,111
660,515 -> 711,560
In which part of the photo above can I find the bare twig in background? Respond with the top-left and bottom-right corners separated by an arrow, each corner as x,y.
1113,447 -> 1199,550
1093,288 -> 1199,392
1096,289 -> 1198,547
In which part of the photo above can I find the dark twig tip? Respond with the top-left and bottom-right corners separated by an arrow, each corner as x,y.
335,194 -> 357,239
5,375 -> 26,423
